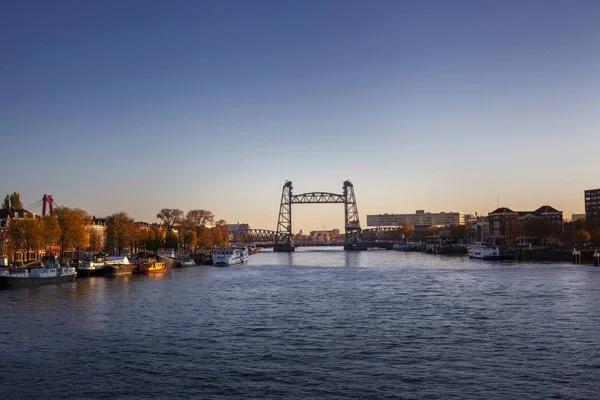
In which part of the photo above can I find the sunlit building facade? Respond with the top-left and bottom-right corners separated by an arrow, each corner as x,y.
367,210 -> 465,227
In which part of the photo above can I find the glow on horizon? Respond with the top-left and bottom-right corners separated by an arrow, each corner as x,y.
1,1 -> 599,232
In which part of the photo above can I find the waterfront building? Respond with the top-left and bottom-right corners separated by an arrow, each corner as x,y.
488,208 -> 519,244
571,213 -> 585,222
489,205 -> 563,245
309,229 -> 341,243
226,223 -> 250,233
585,188 -> 600,221
366,210 -> 465,228
0,208 -> 44,262
89,216 -> 107,250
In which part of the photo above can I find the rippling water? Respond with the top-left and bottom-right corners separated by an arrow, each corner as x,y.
2,248 -> 600,399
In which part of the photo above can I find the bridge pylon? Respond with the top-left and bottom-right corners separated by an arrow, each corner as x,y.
342,180 -> 366,251
274,181 -> 295,252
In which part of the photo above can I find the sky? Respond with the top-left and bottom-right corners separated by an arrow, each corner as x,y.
2,0 -> 600,231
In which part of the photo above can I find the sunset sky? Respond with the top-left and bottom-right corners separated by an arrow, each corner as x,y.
2,0 -> 599,231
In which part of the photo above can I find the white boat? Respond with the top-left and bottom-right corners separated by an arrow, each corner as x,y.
176,253 -> 196,267
77,255 -> 106,277
0,257 -> 77,288
468,242 -> 512,260
212,246 -> 249,266
157,248 -> 177,268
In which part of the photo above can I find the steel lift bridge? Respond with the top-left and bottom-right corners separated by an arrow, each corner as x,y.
273,180 -> 366,252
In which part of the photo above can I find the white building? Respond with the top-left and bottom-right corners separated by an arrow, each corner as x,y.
367,210 -> 465,227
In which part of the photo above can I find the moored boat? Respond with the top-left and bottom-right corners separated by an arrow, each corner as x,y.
468,242 -> 512,260
103,256 -> 135,276
132,259 -> 166,274
0,257 -> 77,289
157,248 -> 177,268
176,253 -> 196,267
77,255 -> 106,277
212,245 -> 249,266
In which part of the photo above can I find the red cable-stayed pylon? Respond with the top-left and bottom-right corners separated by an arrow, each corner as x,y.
42,194 -> 55,216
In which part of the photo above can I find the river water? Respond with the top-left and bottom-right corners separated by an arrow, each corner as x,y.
1,248 -> 600,399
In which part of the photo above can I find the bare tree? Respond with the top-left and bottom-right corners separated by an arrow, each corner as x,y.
156,208 -> 184,239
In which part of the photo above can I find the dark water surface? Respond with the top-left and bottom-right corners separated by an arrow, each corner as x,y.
2,248 -> 600,399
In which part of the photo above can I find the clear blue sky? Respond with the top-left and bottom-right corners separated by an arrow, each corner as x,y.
2,0 -> 599,231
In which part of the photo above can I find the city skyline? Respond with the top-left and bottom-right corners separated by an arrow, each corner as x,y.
2,1 -> 599,232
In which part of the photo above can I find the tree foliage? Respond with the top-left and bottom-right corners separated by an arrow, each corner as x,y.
184,230 -> 198,250
9,192 -> 23,210
572,229 -> 590,243
186,209 -> 214,231
106,212 -> 138,255
156,208 -> 184,237
40,216 -> 61,249
2,195 -> 9,210
573,218 -> 586,230
56,207 -> 91,255
523,218 -> 556,239
197,226 -> 214,249
88,229 -> 103,253
397,222 -> 414,241
211,220 -> 230,247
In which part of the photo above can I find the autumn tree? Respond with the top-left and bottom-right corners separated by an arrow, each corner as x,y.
524,218 -> 554,243
198,225 -> 214,249
106,212 -> 138,256
211,219 -> 230,247
88,229 -> 103,253
184,230 -> 198,250
6,220 -> 25,259
40,215 -> 61,249
398,222 -> 414,241
9,192 -> 23,210
20,219 -> 42,259
156,208 -> 184,239
186,209 -> 214,233
56,207 -> 91,257
7,219 -> 42,261
424,226 -> 442,237
449,225 -> 470,238
572,229 -> 590,244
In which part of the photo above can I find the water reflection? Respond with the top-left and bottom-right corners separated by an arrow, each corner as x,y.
2,252 -> 600,399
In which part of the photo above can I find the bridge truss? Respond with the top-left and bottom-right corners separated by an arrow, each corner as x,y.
230,229 -> 277,244
274,180 -> 364,252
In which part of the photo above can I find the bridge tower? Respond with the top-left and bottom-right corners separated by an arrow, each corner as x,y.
42,194 -> 55,216
343,180 -> 366,251
274,181 -> 295,252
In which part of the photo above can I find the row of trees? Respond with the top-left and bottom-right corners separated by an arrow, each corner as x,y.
395,217 -> 600,245
6,207 -> 90,260
4,206 -> 230,261
569,218 -> 600,244
396,222 -> 470,241
155,208 -> 229,252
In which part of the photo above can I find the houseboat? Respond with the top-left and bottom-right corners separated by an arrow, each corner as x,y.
0,257 -> 77,288
103,256 -> 135,276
